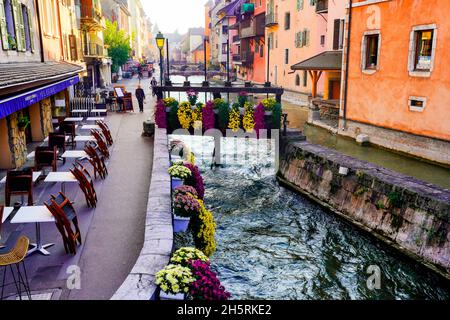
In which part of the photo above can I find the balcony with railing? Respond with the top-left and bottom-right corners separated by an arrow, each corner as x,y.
265,12 -> 278,27
232,35 -> 240,43
316,0 -> 328,13
240,14 -> 265,39
80,0 -> 104,30
83,42 -> 105,57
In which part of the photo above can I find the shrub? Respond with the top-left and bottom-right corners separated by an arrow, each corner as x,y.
184,163 -> 205,200
155,264 -> 195,295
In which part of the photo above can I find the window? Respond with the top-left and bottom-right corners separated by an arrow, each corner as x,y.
408,97 -> 426,112
361,31 -> 381,73
297,0 -> 304,11
408,24 -> 437,76
320,35 -> 325,46
333,19 -> 345,50
414,30 -> 433,71
295,74 -> 300,86
365,34 -> 379,69
0,0 -> 33,52
284,12 -> 290,30
285,49 -> 289,64
222,43 -> 227,54
303,70 -> 307,86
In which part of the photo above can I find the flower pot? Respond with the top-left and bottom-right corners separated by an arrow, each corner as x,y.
159,290 -> 185,300
264,111 -> 273,116
173,214 -> 190,233
213,109 -> 219,114
171,177 -> 183,190
165,107 -> 172,112
239,107 -> 245,115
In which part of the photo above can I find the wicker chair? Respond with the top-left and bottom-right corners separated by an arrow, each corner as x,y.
0,234 -> 31,300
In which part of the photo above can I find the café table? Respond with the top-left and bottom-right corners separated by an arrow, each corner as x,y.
43,135 -> 70,143
61,150 -> 89,161
63,117 -> 84,123
71,110 -> 88,115
44,172 -> 78,193
1,207 -> 14,223
74,136 -> 95,142
0,171 -> 42,184
10,206 -> 55,256
86,117 -> 105,122
80,125 -> 100,131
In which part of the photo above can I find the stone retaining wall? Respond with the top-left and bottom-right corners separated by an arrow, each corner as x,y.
112,128 -> 173,300
279,140 -> 450,278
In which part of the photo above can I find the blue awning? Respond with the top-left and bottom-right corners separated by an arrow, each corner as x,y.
0,75 -> 79,119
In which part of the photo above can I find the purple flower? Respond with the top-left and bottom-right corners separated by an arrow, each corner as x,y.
155,100 -> 167,128
254,103 -> 265,138
184,163 -> 205,200
202,101 -> 215,131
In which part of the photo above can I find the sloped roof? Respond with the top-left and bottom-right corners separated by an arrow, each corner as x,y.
0,61 -> 84,90
291,51 -> 343,71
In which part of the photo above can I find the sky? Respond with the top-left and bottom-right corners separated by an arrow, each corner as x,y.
142,0 -> 207,34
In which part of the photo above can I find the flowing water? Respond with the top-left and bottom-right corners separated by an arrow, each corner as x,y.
170,135 -> 450,300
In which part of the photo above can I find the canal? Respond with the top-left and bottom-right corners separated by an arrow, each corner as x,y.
171,135 -> 450,300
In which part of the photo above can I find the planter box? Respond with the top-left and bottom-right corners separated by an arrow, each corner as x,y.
173,214 -> 190,233
171,178 -> 183,190
160,290 -> 185,300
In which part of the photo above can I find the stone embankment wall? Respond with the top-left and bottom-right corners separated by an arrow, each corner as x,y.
278,140 -> 450,278
112,128 -> 173,300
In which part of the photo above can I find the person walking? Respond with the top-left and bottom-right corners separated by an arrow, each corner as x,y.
135,85 -> 146,113
151,77 -> 158,97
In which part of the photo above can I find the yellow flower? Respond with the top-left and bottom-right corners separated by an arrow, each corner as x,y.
243,104 -> 255,133
228,108 -> 241,132
178,102 -> 193,129
195,200 -> 217,257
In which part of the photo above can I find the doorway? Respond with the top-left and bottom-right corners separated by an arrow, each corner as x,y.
329,80 -> 341,100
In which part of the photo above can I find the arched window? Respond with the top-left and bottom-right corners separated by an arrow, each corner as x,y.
295,74 -> 300,86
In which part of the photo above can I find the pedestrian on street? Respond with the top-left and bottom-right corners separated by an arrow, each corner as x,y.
135,84 -> 146,113
151,77 -> 158,97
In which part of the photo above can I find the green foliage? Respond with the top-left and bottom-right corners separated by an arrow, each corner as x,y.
104,20 -> 131,73
388,191 -> 403,208
272,102 -> 282,129
218,102 -> 230,131
354,187 -> 368,196
376,201 -> 385,210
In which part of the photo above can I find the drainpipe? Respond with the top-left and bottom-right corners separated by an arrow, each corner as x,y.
34,0 -> 45,62
342,0 -> 353,129
56,0 -> 64,61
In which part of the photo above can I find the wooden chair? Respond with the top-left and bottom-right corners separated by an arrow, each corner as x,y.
44,193 -> 82,255
90,130 -> 110,159
96,121 -> 113,146
48,132 -> 67,165
84,145 -> 108,180
34,146 -> 58,173
70,162 -> 97,208
58,122 -> 76,149
5,168 -> 34,206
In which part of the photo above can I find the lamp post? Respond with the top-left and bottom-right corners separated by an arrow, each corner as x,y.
155,32 -> 165,86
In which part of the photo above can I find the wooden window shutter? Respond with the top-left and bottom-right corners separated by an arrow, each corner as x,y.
69,34 -> 77,60
306,29 -> 310,46
0,1 -> 9,50
12,0 -> 22,51
27,6 -> 34,52
18,4 -> 25,51
333,19 -> 340,50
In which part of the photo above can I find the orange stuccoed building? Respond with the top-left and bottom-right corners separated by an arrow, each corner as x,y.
340,0 -> 450,165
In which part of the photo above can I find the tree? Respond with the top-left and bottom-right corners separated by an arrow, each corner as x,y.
104,19 -> 132,73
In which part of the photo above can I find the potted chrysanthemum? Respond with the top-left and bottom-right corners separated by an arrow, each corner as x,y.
155,264 -> 195,300
170,247 -> 209,267
168,164 -> 192,190
172,191 -> 200,232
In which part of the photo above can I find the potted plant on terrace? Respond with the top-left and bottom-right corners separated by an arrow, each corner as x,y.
172,186 -> 200,232
170,247 -> 209,267
187,89 -> 198,106
188,260 -> 231,300
155,264 -> 195,300
168,164 -> 192,190
17,116 -> 30,131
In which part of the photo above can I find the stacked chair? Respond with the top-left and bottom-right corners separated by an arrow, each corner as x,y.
90,130 -> 110,159
70,162 -> 97,208
48,132 -> 67,165
44,193 -> 82,255
58,122 -> 77,149
96,120 -> 114,146
84,143 -> 108,180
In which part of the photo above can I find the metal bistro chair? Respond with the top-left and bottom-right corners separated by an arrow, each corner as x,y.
0,233 -> 32,300
5,168 -> 34,207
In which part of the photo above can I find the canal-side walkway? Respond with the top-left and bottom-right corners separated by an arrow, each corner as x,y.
64,77 -> 155,300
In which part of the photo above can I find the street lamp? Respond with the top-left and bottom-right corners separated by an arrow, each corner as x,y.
155,32 -> 165,86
